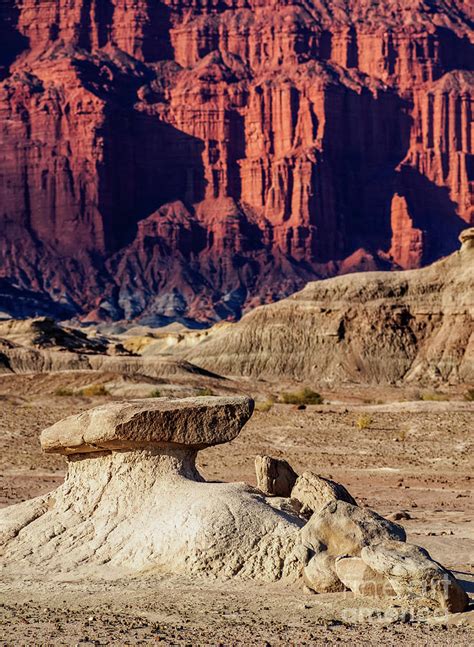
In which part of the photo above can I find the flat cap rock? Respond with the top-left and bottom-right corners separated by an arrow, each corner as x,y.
41,396 -> 254,455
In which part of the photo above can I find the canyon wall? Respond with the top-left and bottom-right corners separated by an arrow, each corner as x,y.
0,0 -> 473,323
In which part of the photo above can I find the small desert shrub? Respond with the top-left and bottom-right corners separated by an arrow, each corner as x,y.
420,391 -> 449,402
397,426 -> 409,442
280,388 -> 323,406
255,400 -> 274,413
79,384 -> 109,397
196,387 -> 216,397
464,388 -> 474,402
54,387 -> 73,397
149,389 -> 162,398
355,414 -> 373,431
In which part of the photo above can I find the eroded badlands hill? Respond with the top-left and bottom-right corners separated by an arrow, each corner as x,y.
185,230 -> 474,384
0,0 -> 473,322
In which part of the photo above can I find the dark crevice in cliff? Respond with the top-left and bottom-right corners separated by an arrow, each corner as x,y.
321,86 -> 412,261
0,0 -> 29,81
78,0 -> 93,50
227,110 -> 245,199
98,111 -> 206,252
437,27 -> 474,74
141,1 -> 174,61
95,0 -> 115,49
395,165 -> 467,263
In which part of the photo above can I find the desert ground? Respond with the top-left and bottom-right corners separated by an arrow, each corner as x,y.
0,369 -> 472,645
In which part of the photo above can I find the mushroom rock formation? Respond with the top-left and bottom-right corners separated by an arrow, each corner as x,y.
0,396 -> 306,581
0,1 -> 473,323
0,399 -> 468,612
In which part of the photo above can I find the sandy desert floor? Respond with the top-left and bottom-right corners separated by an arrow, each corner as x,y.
0,371 -> 473,645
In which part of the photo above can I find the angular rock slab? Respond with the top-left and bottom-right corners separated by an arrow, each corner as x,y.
255,455 -> 298,497
291,472 -> 357,516
361,540 -> 469,613
41,396 -> 254,454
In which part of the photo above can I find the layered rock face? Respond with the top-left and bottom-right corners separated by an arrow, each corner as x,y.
0,1 -> 473,322
185,229 -> 474,384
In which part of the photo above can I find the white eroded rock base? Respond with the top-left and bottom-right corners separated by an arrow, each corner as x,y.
0,449 -> 304,581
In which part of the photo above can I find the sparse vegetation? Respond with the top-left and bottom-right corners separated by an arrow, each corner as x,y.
355,414 -> 373,431
54,387 -> 74,397
464,388 -> 474,402
149,389 -> 162,398
196,388 -> 216,397
255,400 -> 274,413
420,391 -> 450,402
280,388 -> 323,406
79,384 -> 109,397
397,426 -> 409,442
54,384 -> 111,397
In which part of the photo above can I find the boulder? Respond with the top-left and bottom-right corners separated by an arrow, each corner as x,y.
41,396 -> 254,454
335,556 -> 396,598
255,455 -> 298,497
304,550 -> 346,593
291,472 -> 357,516
361,540 -> 469,613
300,500 -> 406,594
301,500 -> 406,557
386,510 -> 411,522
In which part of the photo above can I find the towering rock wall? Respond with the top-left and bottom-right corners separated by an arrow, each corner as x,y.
0,0 -> 473,322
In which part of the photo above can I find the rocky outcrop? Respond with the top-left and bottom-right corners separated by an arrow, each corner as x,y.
299,494 -> 405,594
0,315 -> 225,379
253,458 -> 466,610
0,1 -> 473,322
186,230 -> 474,384
0,398 -> 468,612
0,317 -> 109,353
255,455 -> 298,497
361,540 -> 469,613
291,472 -> 357,517
298,482 -> 466,612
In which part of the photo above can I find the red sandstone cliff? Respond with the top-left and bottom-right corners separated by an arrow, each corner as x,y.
0,0 -> 473,323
